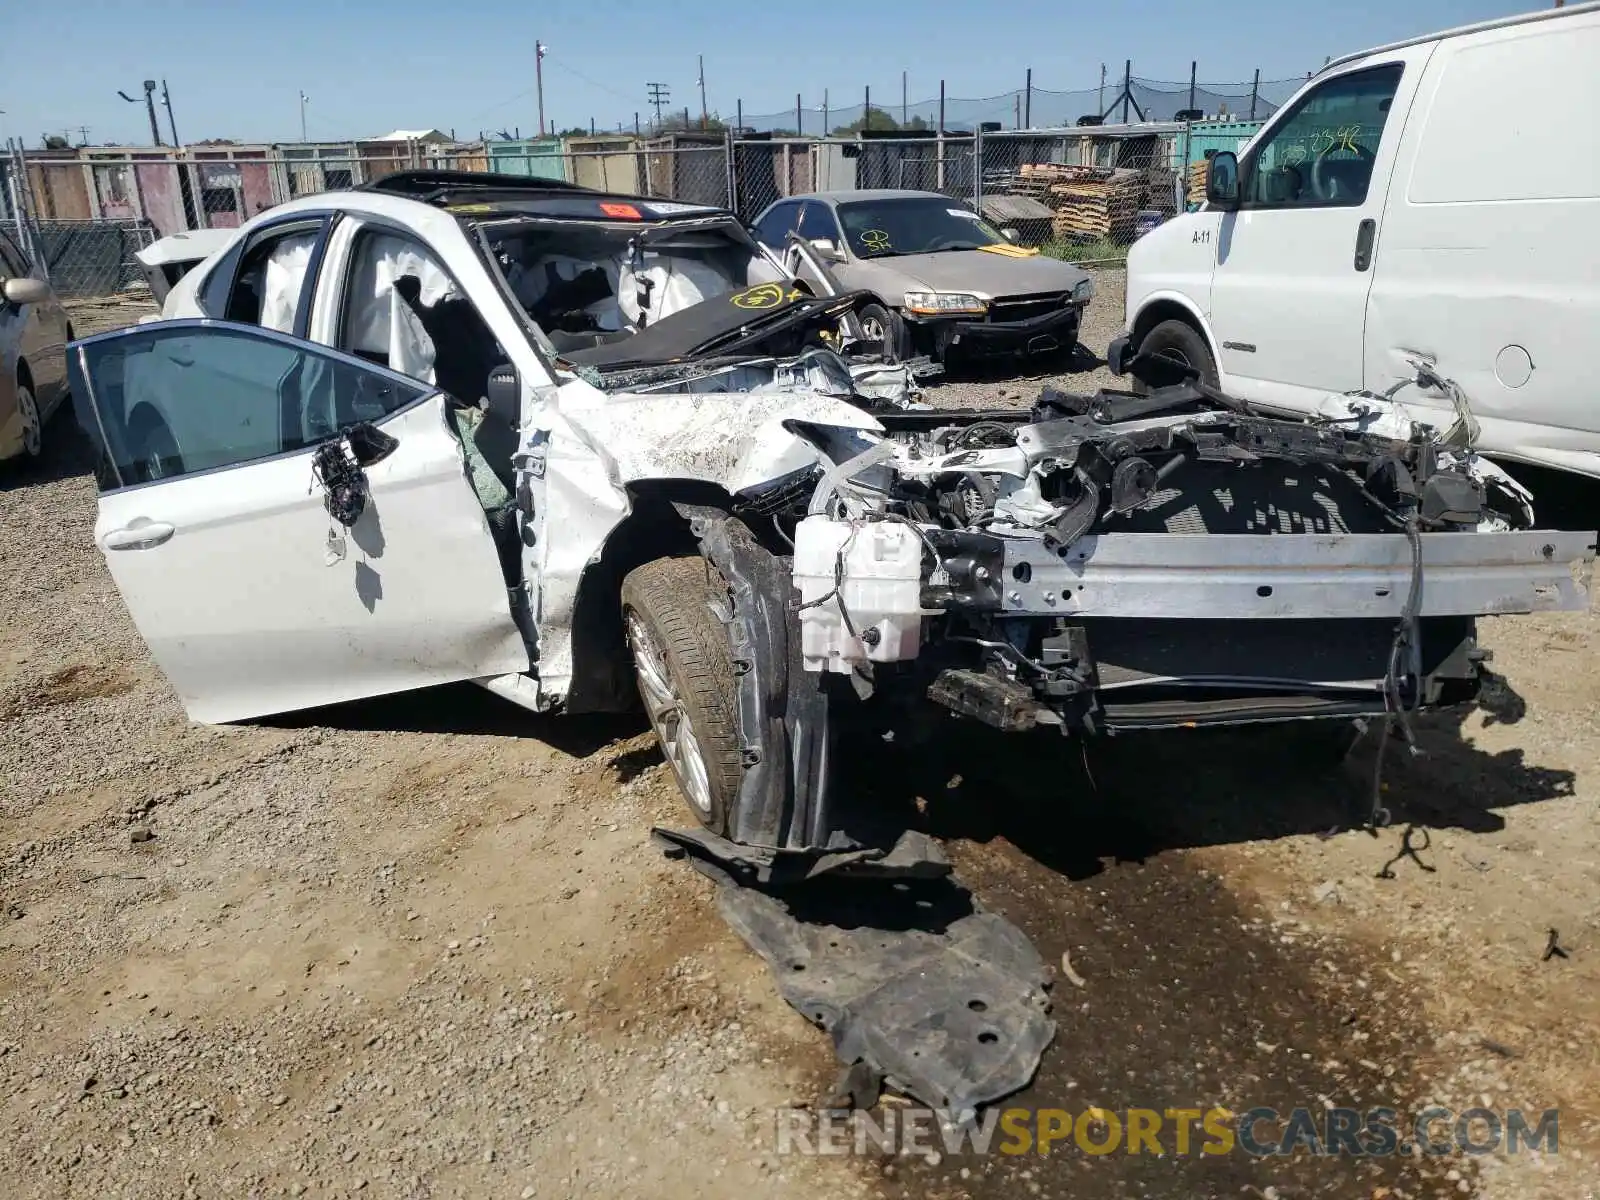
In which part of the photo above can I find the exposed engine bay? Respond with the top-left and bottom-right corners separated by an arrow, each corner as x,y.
758,379 -> 1592,740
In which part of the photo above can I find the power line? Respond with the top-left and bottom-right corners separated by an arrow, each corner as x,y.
646,81 -> 670,126
544,54 -> 645,108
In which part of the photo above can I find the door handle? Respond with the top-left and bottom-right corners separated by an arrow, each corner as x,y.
1353,218 -> 1377,272
102,522 -> 175,551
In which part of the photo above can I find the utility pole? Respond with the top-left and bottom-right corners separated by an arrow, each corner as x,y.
1024,67 -> 1032,128
117,81 -> 163,146
697,55 -> 708,130
75,126 -> 91,146
901,71 -> 907,125
1098,63 -> 1107,116
161,79 -> 179,145
646,82 -> 670,129
298,90 -> 309,142
536,40 -> 548,136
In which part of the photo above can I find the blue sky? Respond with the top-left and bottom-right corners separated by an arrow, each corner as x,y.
3,0 -> 1548,147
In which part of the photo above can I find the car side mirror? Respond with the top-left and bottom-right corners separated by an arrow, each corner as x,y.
3,277 -> 51,306
1001,227 -> 1019,243
345,420 -> 400,467
1206,152 -> 1241,211
809,238 -> 845,262
484,361 -> 520,429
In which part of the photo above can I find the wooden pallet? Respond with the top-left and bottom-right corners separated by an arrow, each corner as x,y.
1009,163 -> 1165,240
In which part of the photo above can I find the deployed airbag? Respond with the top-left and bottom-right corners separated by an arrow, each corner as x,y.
257,233 -> 317,333
618,252 -> 732,327
344,234 -> 461,382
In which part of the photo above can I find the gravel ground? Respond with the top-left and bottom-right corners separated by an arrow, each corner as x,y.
1,280 -> 1596,1199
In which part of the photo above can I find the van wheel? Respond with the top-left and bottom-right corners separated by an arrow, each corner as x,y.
621,556 -> 743,835
1132,319 -> 1218,394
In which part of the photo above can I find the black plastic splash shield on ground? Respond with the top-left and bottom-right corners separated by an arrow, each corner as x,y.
665,843 -> 1055,1111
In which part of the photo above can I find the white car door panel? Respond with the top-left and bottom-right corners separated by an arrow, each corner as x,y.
1207,48 -> 1433,407
75,320 -> 529,724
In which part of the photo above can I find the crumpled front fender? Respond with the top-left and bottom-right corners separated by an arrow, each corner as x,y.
526,378 -> 882,705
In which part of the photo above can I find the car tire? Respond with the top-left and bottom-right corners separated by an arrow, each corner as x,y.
1131,318 -> 1218,394
621,556 -> 744,835
856,301 -> 909,363
15,381 -> 43,460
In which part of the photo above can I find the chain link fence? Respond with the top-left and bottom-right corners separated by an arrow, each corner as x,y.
735,73 -> 1304,135
4,117 -> 1255,301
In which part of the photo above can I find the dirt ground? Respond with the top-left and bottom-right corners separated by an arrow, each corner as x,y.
2,277 -> 1597,1200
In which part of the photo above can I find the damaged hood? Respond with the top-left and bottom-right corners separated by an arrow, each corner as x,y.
563,286 -> 876,371
845,249 -> 1089,299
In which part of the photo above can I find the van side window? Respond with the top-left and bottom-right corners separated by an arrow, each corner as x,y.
1243,65 -> 1403,209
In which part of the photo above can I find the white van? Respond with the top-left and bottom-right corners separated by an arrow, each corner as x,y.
1112,2 -> 1600,479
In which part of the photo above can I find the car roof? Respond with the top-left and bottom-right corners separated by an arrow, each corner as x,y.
354,169 -> 730,224
1320,0 -> 1597,75
802,189 -> 969,205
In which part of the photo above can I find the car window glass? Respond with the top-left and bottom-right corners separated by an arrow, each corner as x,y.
339,229 -> 506,406
0,231 -> 28,277
797,202 -> 841,245
1244,66 -> 1403,208
836,198 -> 1003,258
75,324 -> 428,488
754,204 -> 801,248
226,227 -> 321,332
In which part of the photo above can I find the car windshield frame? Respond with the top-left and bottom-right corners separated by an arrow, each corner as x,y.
835,197 -> 1005,259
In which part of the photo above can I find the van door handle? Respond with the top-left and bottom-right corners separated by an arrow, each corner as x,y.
102,522 -> 175,551
1353,219 -> 1377,272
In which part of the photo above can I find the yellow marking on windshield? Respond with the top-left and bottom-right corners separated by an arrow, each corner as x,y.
859,229 -> 892,252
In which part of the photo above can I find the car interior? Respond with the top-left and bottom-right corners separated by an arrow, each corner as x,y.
483,221 -> 786,355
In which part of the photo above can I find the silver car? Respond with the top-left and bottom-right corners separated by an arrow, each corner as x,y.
0,228 -> 71,463
752,189 -> 1094,363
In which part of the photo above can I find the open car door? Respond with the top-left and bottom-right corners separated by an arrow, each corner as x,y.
70,319 -> 530,723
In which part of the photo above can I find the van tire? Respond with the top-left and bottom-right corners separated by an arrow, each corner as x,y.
620,556 -> 743,835
1132,319 -> 1218,394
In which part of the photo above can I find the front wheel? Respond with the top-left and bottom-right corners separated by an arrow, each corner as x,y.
855,301 -> 910,363
1131,318 -> 1218,395
620,556 -> 744,834
15,383 -> 43,460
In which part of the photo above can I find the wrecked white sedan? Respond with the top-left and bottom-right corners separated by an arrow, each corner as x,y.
73,171 -> 1595,876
